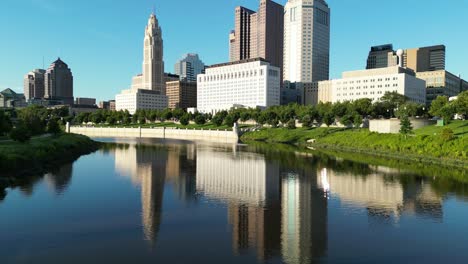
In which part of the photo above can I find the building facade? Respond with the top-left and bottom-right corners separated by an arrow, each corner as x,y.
24,69 -> 46,101
197,58 -> 280,114
117,12 -> 168,113
130,13 -> 165,94
116,89 -> 167,114
366,44 -> 398,70
403,45 -> 446,72
174,54 -> 205,82
307,66 -> 426,105
75,97 -> 96,106
229,0 -> 284,76
416,70 -> 465,103
44,58 -> 74,105
166,81 -> 197,109
0,88 -> 27,108
283,0 -> 330,84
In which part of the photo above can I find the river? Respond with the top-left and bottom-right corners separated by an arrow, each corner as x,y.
1,138 -> 467,263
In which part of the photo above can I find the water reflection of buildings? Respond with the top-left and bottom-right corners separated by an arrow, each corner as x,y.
114,143 -> 196,244
318,167 -> 444,221
196,148 -> 328,263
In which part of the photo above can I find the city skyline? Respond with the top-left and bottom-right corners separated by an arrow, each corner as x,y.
1,0 -> 467,101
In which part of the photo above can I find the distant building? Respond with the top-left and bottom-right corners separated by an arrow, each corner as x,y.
229,0 -> 284,78
116,89 -> 167,115
283,0 -> 330,83
403,45 -> 446,72
75,97 -> 96,106
366,44 -> 398,70
98,100 -> 116,110
197,58 -> 280,114
174,54 -> 205,82
0,88 -> 27,108
44,58 -> 74,105
166,81 -> 197,109
416,70 -> 465,103
116,12 -> 168,114
164,73 -> 179,85
24,69 -> 46,101
307,66 -> 426,105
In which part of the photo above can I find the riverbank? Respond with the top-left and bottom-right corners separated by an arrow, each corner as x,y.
0,133 -> 100,186
241,121 -> 468,169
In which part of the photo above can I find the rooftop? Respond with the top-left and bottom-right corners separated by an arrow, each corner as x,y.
207,58 -> 270,69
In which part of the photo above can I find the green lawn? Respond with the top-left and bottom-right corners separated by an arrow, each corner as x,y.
415,120 -> 468,137
240,127 -> 345,144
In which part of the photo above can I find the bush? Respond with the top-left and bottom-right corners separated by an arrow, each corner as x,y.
301,115 -> 313,128
224,115 -> 235,127
286,119 -> 296,129
180,114 -> 190,126
10,124 -> 31,143
353,115 -> 363,127
441,128 -> 455,141
47,118 -> 62,134
195,115 -> 206,125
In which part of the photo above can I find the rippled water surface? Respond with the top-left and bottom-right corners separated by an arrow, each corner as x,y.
1,138 -> 468,264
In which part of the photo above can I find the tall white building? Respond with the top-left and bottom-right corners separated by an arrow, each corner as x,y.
283,0 -> 330,83
174,53 -> 205,82
197,58 -> 280,114
307,66 -> 427,105
116,12 -> 168,114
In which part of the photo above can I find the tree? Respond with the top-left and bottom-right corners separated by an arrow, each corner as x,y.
10,123 -> 31,143
240,111 -> 251,122
323,112 -> 335,127
301,115 -> 313,128
172,108 -> 185,120
179,114 -> 190,126
17,106 -> 46,135
195,114 -> 206,125
286,119 -> 296,129
0,111 -> 12,135
224,114 -> 235,127
340,114 -> 353,127
47,118 -> 62,134
440,104 -> 456,124
353,114 -> 363,128
107,116 -> 117,125
211,114 -> 224,126
453,91 -> 468,118
429,96 -> 449,117
138,115 -> 146,124
399,114 -> 413,138
353,98 -> 373,116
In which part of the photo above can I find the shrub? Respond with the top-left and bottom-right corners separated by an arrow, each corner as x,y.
195,115 -> 206,125
211,115 -> 223,126
301,115 -> 313,128
286,119 -> 296,129
224,114 -> 235,127
10,124 -> 31,143
47,118 -> 62,134
180,114 -> 190,126
441,128 -> 455,141
399,115 -> 413,137
353,115 -> 363,128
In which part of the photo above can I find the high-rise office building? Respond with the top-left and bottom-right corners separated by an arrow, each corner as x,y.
229,0 -> 284,75
174,54 -> 205,82
366,44 -> 398,70
283,0 -> 330,84
44,58 -> 74,105
131,13 -> 165,94
117,12 -> 168,113
24,69 -> 46,101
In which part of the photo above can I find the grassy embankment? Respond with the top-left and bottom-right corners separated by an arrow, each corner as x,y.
0,133 -> 100,184
241,121 -> 468,168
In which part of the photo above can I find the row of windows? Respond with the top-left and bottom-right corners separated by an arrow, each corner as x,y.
337,77 -> 398,85
199,69 -> 268,82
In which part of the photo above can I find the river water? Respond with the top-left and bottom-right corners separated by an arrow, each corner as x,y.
1,138 -> 468,263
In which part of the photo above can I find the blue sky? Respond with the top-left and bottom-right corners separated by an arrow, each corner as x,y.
1,0 -> 467,101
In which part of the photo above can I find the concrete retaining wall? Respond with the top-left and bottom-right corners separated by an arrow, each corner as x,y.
69,126 -> 239,143
369,119 -> 435,134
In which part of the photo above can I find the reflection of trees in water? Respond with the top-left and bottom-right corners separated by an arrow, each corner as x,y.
0,188 -> 6,201
45,163 -> 73,195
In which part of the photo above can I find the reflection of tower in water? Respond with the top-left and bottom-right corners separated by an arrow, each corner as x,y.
44,163 -> 74,195
281,167 -> 328,264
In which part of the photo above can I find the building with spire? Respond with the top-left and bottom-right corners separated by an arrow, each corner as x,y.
44,58 -> 74,105
116,12 -> 168,114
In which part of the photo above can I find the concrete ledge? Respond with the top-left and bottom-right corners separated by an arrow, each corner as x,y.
369,119 -> 435,134
69,126 -> 239,143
